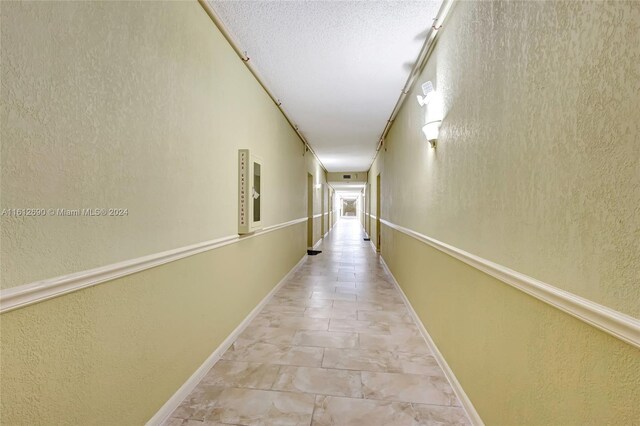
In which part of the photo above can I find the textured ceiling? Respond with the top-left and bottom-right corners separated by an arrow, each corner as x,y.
209,0 -> 443,172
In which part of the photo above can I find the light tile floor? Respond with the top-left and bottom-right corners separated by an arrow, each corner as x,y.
164,218 -> 470,426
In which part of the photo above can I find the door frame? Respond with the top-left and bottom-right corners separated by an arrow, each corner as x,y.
321,183 -> 325,237
307,173 -> 313,249
376,174 -> 381,252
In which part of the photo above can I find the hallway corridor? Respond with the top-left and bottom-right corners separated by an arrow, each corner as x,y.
165,218 -> 469,425
3,1 -> 639,423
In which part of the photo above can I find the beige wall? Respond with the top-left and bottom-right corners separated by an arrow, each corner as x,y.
0,0 -> 327,290
369,1 -> 640,424
374,0 -> 640,317
383,227 -> 640,425
0,1 -> 326,424
1,224 -> 306,425
326,171 -> 367,183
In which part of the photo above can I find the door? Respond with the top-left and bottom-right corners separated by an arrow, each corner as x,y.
362,187 -> 367,230
367,183 -> 371,236
321,184 -> 325,237
328,189 -> 332,230
376,174 -> 381,252
307,173 -> 313,248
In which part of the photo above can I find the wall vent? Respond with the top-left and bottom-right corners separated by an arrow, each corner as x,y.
343,174 -> 351,179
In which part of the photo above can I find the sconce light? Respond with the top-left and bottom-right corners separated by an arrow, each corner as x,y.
422,120 -> 441,148
315,183 -> 322,189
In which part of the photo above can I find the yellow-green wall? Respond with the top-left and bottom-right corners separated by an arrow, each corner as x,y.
0,0 -> 327,290
1,1 -> 328,424
1,225 -> 305,425
373,0 -> 640,317
368,0 -> 640,424
383,227 -> 639,424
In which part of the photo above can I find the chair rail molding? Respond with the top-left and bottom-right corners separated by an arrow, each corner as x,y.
379,218 -> 640,349
0,217 -> 308,314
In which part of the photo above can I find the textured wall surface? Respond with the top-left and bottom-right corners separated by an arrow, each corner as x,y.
0,1 -> 327,424
1,223 -> 306,425
368,0 -> 640,424
0,1 -> 326,290
372,0 -> 640,317
383,226 -> 640,425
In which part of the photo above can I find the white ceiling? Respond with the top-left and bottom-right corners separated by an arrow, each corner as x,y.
209,0 -> 443,172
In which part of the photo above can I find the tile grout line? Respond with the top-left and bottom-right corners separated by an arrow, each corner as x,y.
214,382 -> 460,408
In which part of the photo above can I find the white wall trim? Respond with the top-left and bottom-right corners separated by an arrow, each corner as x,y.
379,257 -> 484,426
380,219 -> 640,349
312,213 -> 324,219
0,217 -> 308,314
260,217 -> 308,234
146,254 -> 307,426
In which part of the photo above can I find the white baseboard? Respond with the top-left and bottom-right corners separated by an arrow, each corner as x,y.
146,254 -> 307,426
379,257 -> 484,426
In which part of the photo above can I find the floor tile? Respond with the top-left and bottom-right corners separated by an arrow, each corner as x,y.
223,342 -> 323,367
361,371 -> 456,405
162,418 -> 227,426
359,332 -> 431,354
328,318 -> 392,334
261,303 -> 306,315
322,348 -> 399,372
262,316 -> 330,331
311,291 -> 357,301
235,326 -> 296,347
411,403 -> 471,425
312,395 -> 417,426
357,310 -> 414,324
272,366 -> 363,398
293,330 -> 358,348
199,360 -> 280,390
175,387 -> 315,425
396,352 -> 444,375
304,307 -> 357,320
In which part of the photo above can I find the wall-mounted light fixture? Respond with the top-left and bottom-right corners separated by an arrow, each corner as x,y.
417,80 -> 443,149
315,183 -> 322,190
422,120 -> 441,149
